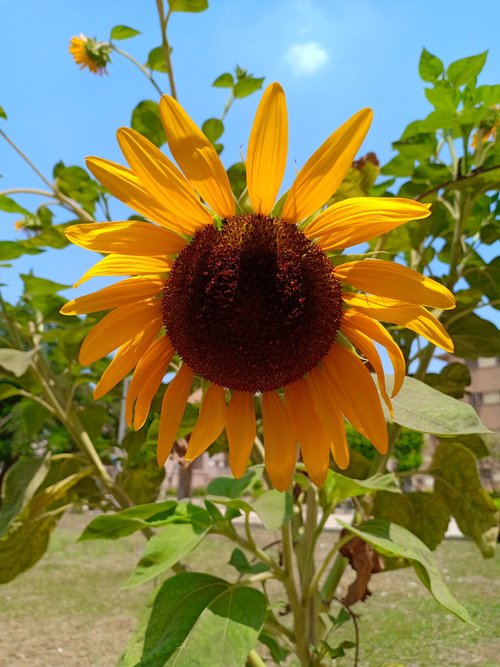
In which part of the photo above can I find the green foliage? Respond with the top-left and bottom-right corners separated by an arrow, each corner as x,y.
168,0 -> 209,13
147,46 -> 169,72
418,48 -> 444,83
319,469 -> 400,510
131,100 -> 166,147
111,25 -> 141,40
338,519 -> 473,624
120,573 -> 266,667
431,441 -> 499,557
425,361 -> 471,398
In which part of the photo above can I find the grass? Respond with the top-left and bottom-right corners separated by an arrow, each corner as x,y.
0,512 -> 498,666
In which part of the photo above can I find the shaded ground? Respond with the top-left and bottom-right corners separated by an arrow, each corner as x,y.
0,512 -> 498,666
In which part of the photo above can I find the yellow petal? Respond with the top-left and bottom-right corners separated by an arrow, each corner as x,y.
262,392 -> 297,492
305,197 -> 431,250
305,368 -> 350,469
160,96 -> 235,218
93,320 -> 161,399
186,384 -> 226,460
340,322 -> 393,417
246,83 -> 288,215
284,379 -> 330,486
343,293 -> 454,353
79,298 -> 163,365
157,364 -> 193,465
65,221 -> 187,256
126,336 -> 175,430
226,391 -> 256,479
74,254 -> 171,287
116,127 -> 212,233
86,157 -> 194,235
282,108 -> 373,223
336,259 -> 455,310
342,309 -> 405,397
322,344 -> 388,454
61,277 -> 165,315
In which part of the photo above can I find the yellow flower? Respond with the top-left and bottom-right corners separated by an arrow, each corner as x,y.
69,35 -> 110,75
62,83 -> 455,490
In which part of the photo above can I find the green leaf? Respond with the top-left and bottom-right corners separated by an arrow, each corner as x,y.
0,241 -> 39,261
168,0 -> 208,12
258,630 -> 290,664
0,349 -> 35,377
213,72 -> 234,88
475,84 -> 500,106
446,312 -> 500,359
462,256 -> 500,304
384,375 -> 491,435
120,573 -> 266,666
320,470 -> 400,510
111,25 -> 141,40
229,548 -> 269,575
202,118 -> 224,144
380,154 -> 415,177
233,76 -> 265,99
206,468 -> 260,499
425,362 -> 471,398
419,48 -> 444,82
374,491 -> 449,550
227,162 -> 246,198
253,490 -> 293,530
432,441 -> 499,557
53,162 -> 101,214
0,194 -> 30,215
392,133 -> 437,161
131,100 -> 166,148
425,86 -> 460,112
436,434 -> 491,459
21,274 -> 68,296
146,46 -> 168,72
0,509 -> 64,584
0,454 -> 51,537
0,105 -> 7,120
126,506 -> 213,586
79,500 -> 180,541
447,51 -> 488,87
338,519 -> 473,624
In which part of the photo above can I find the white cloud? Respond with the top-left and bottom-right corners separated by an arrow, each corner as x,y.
286,41 -> 329,76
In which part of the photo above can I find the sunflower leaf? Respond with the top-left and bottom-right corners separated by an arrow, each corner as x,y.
319,469 -> 400,511
337,519 -> 474,624
120,573 -> 266,667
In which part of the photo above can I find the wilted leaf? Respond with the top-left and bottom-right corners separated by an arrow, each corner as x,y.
374,491 -> 449,550
432,441 -> 499,557
0,349 -> 35,377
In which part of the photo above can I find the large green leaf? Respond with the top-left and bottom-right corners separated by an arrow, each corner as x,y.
0,508 -> 64,584
374,491 -> 449,550
253,490 -> 293,530
383,376 -> 490,435
131,100 -> 166,148
446,51 -> 488,86
120,573 -> 266,667
0,454 -> 51,537
79,500 -> 180,541
432,441 -> 499,557
320,470 -> 400,510
337,519 -> 473,624
126,506 -> 213,587
446,313 -> 500,359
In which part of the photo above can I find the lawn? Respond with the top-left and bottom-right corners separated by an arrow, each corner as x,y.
0,512 -> 498,666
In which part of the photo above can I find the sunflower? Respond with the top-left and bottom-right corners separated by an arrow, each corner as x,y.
62,83 -> 455,491
69,35 -> 110,75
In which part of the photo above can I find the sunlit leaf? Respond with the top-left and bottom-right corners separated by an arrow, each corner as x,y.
111,25 -> 141,40
446,51 -> 488,87
168,0 -> 208,12
131,100 -> 166,148
418,48 -> 444,82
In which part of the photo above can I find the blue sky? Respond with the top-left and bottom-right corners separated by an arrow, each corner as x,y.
1,0 -> 499,303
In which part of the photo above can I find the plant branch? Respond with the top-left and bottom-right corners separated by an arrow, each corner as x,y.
414,163 -> 500,202
111,44 -> 164,96
156,0 -> 177,99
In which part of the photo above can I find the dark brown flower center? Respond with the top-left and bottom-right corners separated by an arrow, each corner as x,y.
162,214 -> 343,392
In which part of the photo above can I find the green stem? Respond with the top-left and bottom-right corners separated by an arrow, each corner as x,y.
156,0 -> 177,99
111,44 -> 164,96
307,534 -> 352,599
246,649 -> 267,667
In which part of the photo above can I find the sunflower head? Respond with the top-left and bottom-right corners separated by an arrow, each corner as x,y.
69,34 -> 111,75
63,83 -> 455,490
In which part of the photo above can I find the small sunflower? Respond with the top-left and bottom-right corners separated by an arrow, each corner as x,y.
69,34 -> 111,75
62,83 -> 455,490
